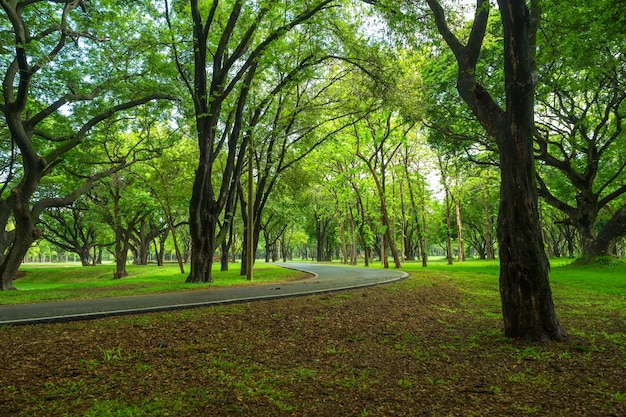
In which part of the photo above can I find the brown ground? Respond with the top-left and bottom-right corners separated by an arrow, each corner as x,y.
0,273 -> 624,416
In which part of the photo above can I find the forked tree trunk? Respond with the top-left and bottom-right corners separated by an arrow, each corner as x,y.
1,172 -> 45,289
187,204 -> 218,283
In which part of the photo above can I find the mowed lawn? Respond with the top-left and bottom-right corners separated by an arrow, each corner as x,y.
0,259 -> 624,416
1,262 -> 311,304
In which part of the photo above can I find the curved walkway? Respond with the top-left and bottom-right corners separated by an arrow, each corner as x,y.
0,263 -> 407,326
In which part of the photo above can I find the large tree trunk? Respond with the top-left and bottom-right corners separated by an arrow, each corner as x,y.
79,248 -> 92,266
187,137 -> 221,283
0,200 -> 39,290
585,205 -> 626,260
495,0 -> 565,341
187,194 -> 218,283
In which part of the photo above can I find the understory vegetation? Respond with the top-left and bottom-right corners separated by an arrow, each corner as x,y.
0,260 -> 624,416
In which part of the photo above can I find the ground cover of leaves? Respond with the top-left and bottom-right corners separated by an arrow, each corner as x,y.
1,271 -> 624,416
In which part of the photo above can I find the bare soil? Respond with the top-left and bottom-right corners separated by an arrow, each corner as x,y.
0,274 -> 624,416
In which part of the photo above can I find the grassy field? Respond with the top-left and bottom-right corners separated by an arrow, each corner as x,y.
1,262 -> 310,304
0,258 -> 624,416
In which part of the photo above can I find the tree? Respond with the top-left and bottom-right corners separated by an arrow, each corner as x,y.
534,0 -> 626,262
424,0 -> 565,340
368,0 -> 564,340
237,38 -> 376,275
135,137 -> 196,272
93,170 -> 156,279
400,136 -> 432,266
353,111 -> 408,269
165,0 -> 338,283
459,167 -> 498,259
40,198 -> 102,266
0,1 -> 175,290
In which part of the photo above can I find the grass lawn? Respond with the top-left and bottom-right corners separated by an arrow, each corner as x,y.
1,262 -> 309,305
0,258 -> 624,416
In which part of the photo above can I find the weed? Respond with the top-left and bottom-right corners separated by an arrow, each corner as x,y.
397,379 -> 412,389
508,370 -> 548,385
360,408 -> 371,416
135,363 -> 152,372
425,376 -> 446,385
293,366 -> 316,380
270,398 -> 295,412
79,358 -> 99,371
98,346 -> 124,363
210,356 -> 237,369
84,399 -> 144,417
601,331 -> 626,347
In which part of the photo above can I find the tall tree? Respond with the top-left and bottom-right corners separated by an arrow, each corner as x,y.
0,0 -> 175,290
166,0 -> 338,283
534,0 -> 626,262
368,0 -> 564,340
353,111 -> 408,269
425,0 -> 565,340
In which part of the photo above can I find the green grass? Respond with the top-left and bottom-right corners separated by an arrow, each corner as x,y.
0,261 -> 306,304
3,257 -> 625,307
399,257 -> 626,296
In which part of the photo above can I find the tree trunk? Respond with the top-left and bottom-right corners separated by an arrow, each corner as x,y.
483,182 -> 495,260
187,187 -> 218,282
456,201 -> 465,262
404,159 -> 427,267
495,0 -> 565,341
339,219 -> 348,264
79,248 -> 92,267
371,177 -> 400,268
113,226 -> 129,279
0,198 -> 39,290
444,189 -> 454,265
420,196 -> 429,267
585,205 -> 626,260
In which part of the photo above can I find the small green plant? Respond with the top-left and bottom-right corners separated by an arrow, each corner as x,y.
79,358 -> 99,371
293,366 -> 316,379
359,408 -> 371,417
98,346 -> 124,363
84,399 -> 144,417
270,398 -> 295,412
397,379 -> 412,389
135,363 -> 152,372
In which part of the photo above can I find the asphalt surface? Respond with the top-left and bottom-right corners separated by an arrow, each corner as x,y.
0,263 -> 407,326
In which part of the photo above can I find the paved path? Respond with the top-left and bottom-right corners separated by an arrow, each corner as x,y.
0,263 -> 407,326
